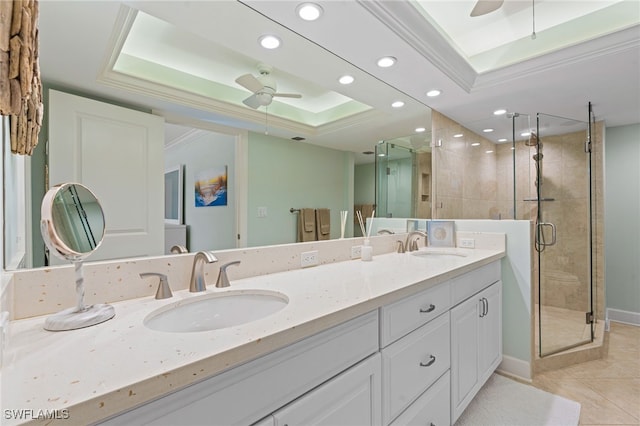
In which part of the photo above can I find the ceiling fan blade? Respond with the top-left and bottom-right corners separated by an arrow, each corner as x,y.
470,0 -> 504,17
235,74 -> 264,93
273,93 -> 302,99
242,94 -> 263,109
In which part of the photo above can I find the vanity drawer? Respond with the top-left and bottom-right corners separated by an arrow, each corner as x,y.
389,371 -> 450,426
450,260 -> 500,306
381,312 -> 450,425
380,282 -> 450,347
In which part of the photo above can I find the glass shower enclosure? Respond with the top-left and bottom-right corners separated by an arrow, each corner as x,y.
534,110 -> 595,357
375,141 -> 417,219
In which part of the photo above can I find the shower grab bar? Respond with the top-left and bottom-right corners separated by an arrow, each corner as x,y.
537,222 -> 557,247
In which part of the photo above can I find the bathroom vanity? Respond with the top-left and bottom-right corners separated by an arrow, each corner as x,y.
3,242 -> 504,426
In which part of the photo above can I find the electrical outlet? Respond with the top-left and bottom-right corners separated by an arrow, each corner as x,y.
351,245 -> 362,259
460,238 -> 475,248
300,250 -> 319,268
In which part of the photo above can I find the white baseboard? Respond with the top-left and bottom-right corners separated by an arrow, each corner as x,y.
607,308 -> 640,326
497,355 -> 531,382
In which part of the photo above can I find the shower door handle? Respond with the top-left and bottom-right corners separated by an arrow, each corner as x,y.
537,222 -> 557,247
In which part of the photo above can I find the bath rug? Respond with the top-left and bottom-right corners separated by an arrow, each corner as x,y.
455,373 -> 581,426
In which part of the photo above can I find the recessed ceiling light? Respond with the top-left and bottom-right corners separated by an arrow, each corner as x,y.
454,133 -> 463,138
493,109 -> 507,116
498,138 -> 508,142
296,3 -> 323,21
486,150 -> 494,154
471,142 -> 481,146
338,75 -> 354,85
391,101 -> 404,108
521,131 -> 531,137
377,56 -> 396,68
259,35 -> 281,49
426,89 -> 441,97
483,128 -> 494,133
415,127 -> 426,133
378,153 -> 386,157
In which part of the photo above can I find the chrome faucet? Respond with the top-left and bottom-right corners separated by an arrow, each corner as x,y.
405,231 -> 428,252
189,251 -> 218,292
216,261 -> 241,288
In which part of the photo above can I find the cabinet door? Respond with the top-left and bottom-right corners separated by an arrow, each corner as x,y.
450,293 -> 481,422
273,354 -> 381,426
479,281 -> 502,383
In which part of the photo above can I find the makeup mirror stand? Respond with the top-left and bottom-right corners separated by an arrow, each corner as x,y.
41,182 -> 115,331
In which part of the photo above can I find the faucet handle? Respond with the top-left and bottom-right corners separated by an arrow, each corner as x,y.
216,261 -> 241,288
170,244 -> 188,254
396,240 -> 406,253
140,272 -> 173,299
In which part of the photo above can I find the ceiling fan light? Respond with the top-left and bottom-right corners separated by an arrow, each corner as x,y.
297,3 -> 323,21
259,35 -> 281,49
377,56 -> 396,68
338,75 -> 354,85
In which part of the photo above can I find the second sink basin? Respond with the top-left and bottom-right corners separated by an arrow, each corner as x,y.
411,249 -> 467,259
144,290 -> 289,333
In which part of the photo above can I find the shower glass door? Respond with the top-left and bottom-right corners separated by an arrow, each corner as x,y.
375,142 -> 416,219
536,112 -> 594,357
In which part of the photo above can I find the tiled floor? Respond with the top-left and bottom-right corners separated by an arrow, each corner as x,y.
531,322 -> 640,425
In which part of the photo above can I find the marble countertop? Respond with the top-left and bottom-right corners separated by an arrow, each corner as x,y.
1,247 -> 504,425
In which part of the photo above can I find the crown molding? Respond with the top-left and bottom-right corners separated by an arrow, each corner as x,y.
474,24 -> 640,91
357,0 -> 477,93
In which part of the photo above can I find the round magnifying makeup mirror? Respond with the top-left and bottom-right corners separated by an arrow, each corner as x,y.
40,183 -> 115,331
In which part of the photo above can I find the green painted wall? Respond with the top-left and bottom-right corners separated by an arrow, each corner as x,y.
354,162 -> 375,205
247,132 -> 354,247
605,124 -> 640,315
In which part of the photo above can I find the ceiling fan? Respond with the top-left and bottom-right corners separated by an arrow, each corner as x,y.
470,0 -> 504,17
235,63 -> 302,109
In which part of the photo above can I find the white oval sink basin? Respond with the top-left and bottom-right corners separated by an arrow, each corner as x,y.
411,250 -> 467,259
144,290 -> 288,333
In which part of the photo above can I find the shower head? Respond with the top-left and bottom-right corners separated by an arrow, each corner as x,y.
525,131 -> 540,146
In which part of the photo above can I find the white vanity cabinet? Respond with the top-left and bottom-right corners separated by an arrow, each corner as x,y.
450,280 -> 502,423
98,259 -> 502,426
268,353 -> 381,425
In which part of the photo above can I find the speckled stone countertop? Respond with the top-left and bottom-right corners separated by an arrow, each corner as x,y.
2,247 -> 504,425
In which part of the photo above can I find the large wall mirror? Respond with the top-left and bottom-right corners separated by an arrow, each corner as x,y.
3,0 -> 433,269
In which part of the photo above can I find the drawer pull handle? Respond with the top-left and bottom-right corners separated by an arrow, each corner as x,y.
419,304 -> 436,313
420,355 -> 436,367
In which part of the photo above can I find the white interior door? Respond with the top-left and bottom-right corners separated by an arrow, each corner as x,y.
48,90 -> 165,262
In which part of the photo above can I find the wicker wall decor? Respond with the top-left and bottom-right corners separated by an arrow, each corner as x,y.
0,0 -> 43,155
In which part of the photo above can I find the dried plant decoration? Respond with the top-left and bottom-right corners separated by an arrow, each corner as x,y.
0,0 -> 43,155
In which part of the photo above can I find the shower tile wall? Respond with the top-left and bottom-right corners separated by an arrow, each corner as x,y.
431,111 -> 604,320
432,111 -> 499,219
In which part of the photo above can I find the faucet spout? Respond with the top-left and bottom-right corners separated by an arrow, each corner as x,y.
189,251 -> 218,292
405,231 -> 428,252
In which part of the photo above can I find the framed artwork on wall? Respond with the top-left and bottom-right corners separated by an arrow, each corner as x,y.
195,166 -> 228,207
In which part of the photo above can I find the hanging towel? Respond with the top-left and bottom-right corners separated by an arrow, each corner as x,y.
298,208 -> 317,242
316,208 -> 330,240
